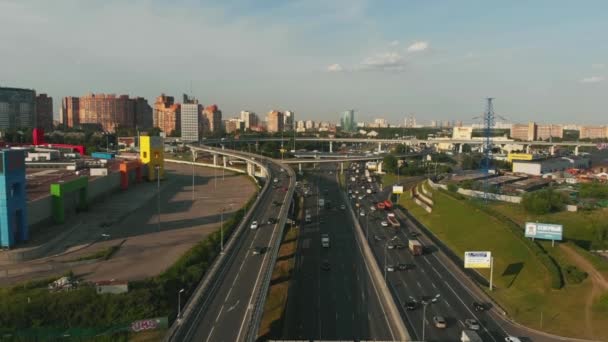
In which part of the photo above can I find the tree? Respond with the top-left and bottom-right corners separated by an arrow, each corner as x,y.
521,188 -> 566,214
383,155 -> 398,173
392,144 -> 408,154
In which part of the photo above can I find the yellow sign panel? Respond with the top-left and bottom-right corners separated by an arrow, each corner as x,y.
507,153 -> 533,162
392,185 -> 404,194
464,251 -> 492,268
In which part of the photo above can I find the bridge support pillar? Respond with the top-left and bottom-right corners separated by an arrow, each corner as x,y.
550,145 -> 556,156
213,154 -> 218,166
221,144 -> 225,150
255,141 -> 259,151
525,145 -> 531,154
377,142 -> 382,153
222,156 -> 227,168
458,144 -> 463,154
340,162 -> 344,174
378,161 -> 383,174
329,141 -> 333,153
575,145 -> 580,156
246,162 -> 254,177
298,163 -> 302,174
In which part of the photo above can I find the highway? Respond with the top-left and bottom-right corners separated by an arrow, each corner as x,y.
282,163 -> 394,340
177,161 -> 293,342
346,164 -> 510,342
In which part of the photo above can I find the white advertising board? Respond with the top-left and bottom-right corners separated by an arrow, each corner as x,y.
392,185 -> 404,194
464,251 -> 492,268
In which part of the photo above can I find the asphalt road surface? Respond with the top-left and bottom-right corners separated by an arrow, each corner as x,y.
346,163 -> 510,342
180,162 -> 293,342
282,163 -> 393,340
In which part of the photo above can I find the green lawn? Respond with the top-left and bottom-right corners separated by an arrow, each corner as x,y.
401,187 -> 606,339
490,202 -> 608,251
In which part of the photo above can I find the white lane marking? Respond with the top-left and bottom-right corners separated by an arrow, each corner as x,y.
226,299 -> 240,312
205,326 -> 215,342
431,283 -> 437,289
416,281 -> 422,288
215,305 -> 224,323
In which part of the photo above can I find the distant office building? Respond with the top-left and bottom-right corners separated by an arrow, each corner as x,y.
64,93 -> 152,131
0,87 -> 36,129
430,120 -> 438,128
370,118 -> 389,128
579,125 -> 608,140
305,120 -> 315,130
62,97 -> 80,128
512,156 -> 590,176
35,93 -> 53,130
267,110 -> 284,133
340,110 -> 356,132
510,122 -> 536,141
153,94 -> 180,136
202,105 -> 222,134
296,120 -> 306,133
180,94 -> 201,142
404,115 -> 416,128
452,127 -> 473,140
225,118 -> 244,134
240,111 -> 258,130
284,111 -> 294,131
537,124 -> 563,140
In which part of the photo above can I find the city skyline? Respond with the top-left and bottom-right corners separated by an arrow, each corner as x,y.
1,1 -> 607,124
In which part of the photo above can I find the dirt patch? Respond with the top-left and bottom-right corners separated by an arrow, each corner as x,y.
560,244 -> 608,339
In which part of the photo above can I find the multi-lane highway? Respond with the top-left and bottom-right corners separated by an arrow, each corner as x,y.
346,163 -> 511,342
282,163 -> 394,340
176,160 -> 293,342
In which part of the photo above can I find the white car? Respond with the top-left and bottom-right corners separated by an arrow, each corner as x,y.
340,205 -> 346,210
386,265 -> 395,272
359,211 -> 365,216
370,206 -> 376,211
465,318 -> 480,330
250,221 -> 259,229
505,338 -> 522,342
381,221 -> 389,227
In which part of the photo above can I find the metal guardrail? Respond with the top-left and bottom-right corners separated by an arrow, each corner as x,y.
164,147 -> 272,342
245,161 -> 297,341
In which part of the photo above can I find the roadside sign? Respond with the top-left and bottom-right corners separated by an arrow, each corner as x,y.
464,251 -> 492,268
392,185 -> 404,194
524,222 -> 563,241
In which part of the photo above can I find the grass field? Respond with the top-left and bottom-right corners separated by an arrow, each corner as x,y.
401,184 -> 608,339
490,202 -> 608,251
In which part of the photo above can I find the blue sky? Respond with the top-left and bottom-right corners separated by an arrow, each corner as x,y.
1,0 -> 607,124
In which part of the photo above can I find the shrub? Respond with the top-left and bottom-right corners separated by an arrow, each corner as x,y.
447,183 -> 458,193
563,265 -> 588,284
522,188 -> 566,215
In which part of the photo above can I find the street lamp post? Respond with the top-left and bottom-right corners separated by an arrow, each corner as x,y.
420,294 -> 440,341
155,165 -> 161,232
191,151 -> 196,201
219,203 -> 233,254
178,288 -> 185,319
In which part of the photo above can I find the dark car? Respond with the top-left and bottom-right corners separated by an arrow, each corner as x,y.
321,260 -> 331,271
472,302 -> 486,312
267,218 -> 277,225
409,231 -> 420,238
405,301 -> 417,310
398,263 -> 414,271
252,247 -> 265,255
394,243 -> 405,249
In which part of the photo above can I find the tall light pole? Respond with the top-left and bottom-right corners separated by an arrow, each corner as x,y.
155,165 -> 161,232
384,236 -> 398,281
420,294 -> 440,341
219,203 -> 233,254
178,288 -> 185,319
191,150 -> 196,201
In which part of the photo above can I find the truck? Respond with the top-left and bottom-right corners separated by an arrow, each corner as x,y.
460,330 -> 482,342
386,213 -> 401,227
408,239 -> 423,256
318,198 -> 325,208
321,234 -> 330,248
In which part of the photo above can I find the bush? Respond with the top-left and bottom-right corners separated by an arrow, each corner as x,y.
579,182 -> 608,199
563,265 -> 588,284
447,183 -> 458,193
522,188 -> 566,215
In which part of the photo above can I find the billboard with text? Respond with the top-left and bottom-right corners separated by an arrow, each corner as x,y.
525,222 -> 563,241
464,251 -> 492,268
392,185 -> 404,194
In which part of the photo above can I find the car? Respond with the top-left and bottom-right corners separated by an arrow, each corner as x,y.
472,302 -> 486,312
355,190 -> 359,194
321,260 -> 331,271
405,301 -> 417,310
358,196 -> 364,200
505,338 -> 522,342
397,263 -> 413,271
409,231 -> 420,238
252,247 -> 265,255
340,204 -> 346,210
374,235 -> 383,241
465,318 -> 480,330
387,244 -> 395,249
359,211 -> 365,216
386,265 -> 395,272
267,218 -> 277,225
380,221 -> 389,227
351,194 -> 356,199
370,206 -> 376,211
250,221 -> 259,229
395,243 -> 405,249
433,315 -> 447,329
273,178 -> 279,183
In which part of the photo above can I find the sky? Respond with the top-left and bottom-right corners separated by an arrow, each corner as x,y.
1,0 -> 607,125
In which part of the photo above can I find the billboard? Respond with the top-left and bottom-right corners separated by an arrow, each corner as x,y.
464,251 -> 492,268
525,222 -> 563,241
392,185 -> 404,194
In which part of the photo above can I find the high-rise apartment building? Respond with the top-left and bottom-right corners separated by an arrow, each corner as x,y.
0,87 -> 37,129
63,93 -> 152,131
305,120 -> 315,130
580,125 -> 608,140
224,118 -> 244,134
153,94 -> 180,135
510,122 -> 536,141
240,111 -> 258,131
35,94 -> 53,131
267,110 -> 284,133
284,111 -> 294,131
202,105 -> 222,134
62,97 -> 80,128
180,95 -> 201,142
340,110 -> 356,132
296,120 -> 306,133
537,124 -> 563,140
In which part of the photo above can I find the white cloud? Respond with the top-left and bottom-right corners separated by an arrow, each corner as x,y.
389,40 -> 399,47
592,63 -> 605,69
407,41 -> 429,52
580,76 -> 605,83
326,63 -> 344,72
359,52 -> 406,71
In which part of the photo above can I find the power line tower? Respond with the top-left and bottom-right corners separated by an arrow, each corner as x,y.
479,98 -> 496,202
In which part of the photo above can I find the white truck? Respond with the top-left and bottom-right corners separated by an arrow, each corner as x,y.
461,330 -> 482,342
321,234 -> 330,248
318,198 -> 325,208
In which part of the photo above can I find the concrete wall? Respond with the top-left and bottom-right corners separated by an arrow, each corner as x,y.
88,172 -> 121,202
27,195 -> 52,227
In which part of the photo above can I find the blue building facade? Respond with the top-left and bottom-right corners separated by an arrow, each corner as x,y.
0,150 -> 28,248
